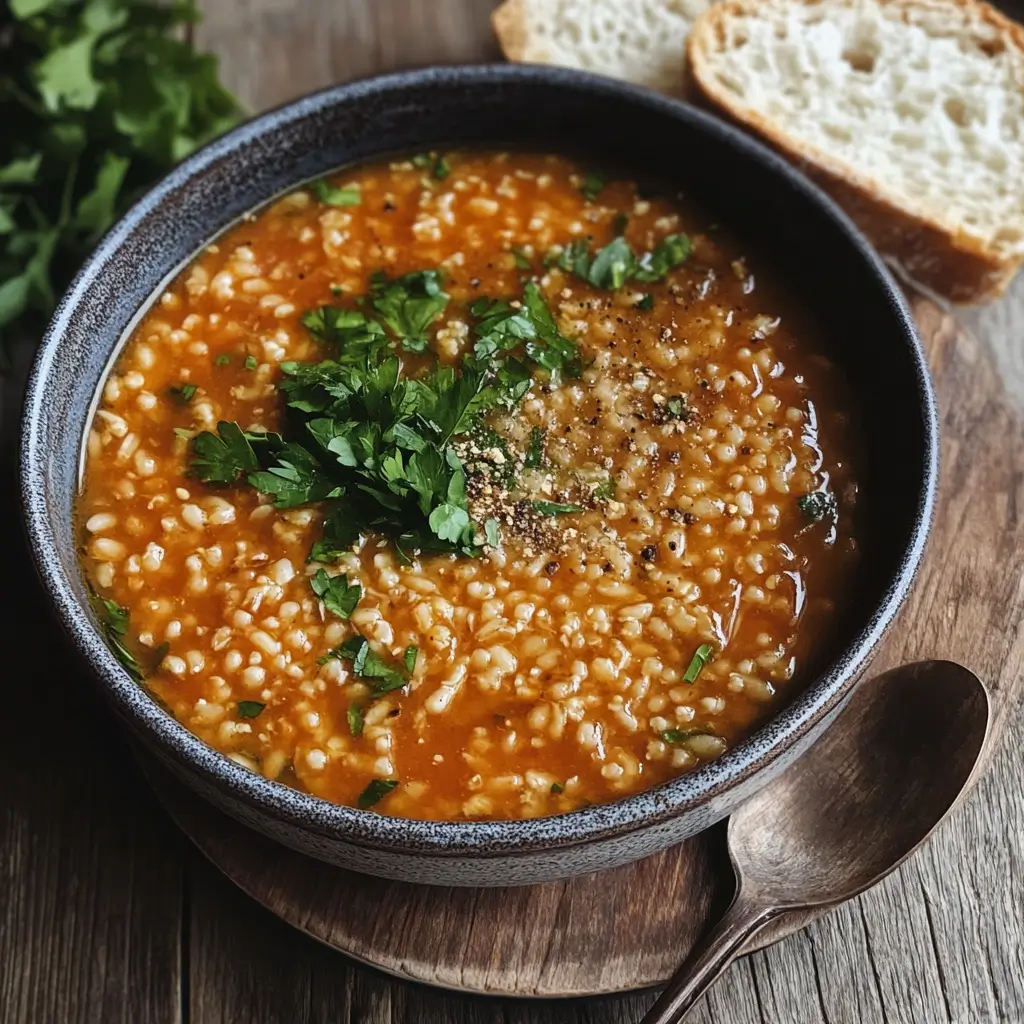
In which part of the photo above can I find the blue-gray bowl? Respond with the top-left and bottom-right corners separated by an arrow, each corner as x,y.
20,64 -> 938,886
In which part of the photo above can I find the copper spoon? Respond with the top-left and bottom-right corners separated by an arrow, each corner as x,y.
642,660 -> 990,1024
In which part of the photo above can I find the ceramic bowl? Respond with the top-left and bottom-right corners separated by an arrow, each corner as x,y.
21,65 -> 937,886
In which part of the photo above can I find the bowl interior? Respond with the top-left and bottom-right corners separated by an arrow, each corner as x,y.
22,65 -> 935,852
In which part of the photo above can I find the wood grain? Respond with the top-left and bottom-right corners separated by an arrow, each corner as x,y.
3,2 -> 1024,1023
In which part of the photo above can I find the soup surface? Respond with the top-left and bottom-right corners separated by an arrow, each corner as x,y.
79,151 -> 860,820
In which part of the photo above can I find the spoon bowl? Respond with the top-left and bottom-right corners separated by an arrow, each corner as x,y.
729,659 -> 989,907
643,660 -> 990,1024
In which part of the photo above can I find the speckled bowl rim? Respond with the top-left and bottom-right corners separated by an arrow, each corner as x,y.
21,64 -> 938,859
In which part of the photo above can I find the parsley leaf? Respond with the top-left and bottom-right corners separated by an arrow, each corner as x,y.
634,234 -> 693,282
532,500 -> 584,516
524,426 -> 546,469
682,643 -> 715,683
190,422 -> 260,484
562,233 -> 692,291
580,170 -> 605,201
0,0 -> 240,361
797,492 -> 838,523
168,382 -> 197,404
244,355 -> 258,370
636,294 -> 654,311
237,701 -> 265,718
323,634 -> 411,695
550,782 -> 565,794
662,728 -> 712,744
347,704 -> 364,737
587,236 -> 634,289
312,179 -> 361,206
93,595 -> 164,681
511,245 -> 531,269
310,569 -> 361,619
484,517 -> 501,547
248,442 -> 344,508
369,269 -> 449,353
357,778 -> 398,809
215,354 -> 231,367
412,152 -> 450,180
301,306 -> 389,360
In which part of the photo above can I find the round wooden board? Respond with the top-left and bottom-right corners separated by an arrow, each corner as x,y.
146,294 -> 1024,998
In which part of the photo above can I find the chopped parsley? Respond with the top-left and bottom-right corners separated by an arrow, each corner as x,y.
347,704 -> 364,738
244,355 -> 258,370
797,491 -> 838,523
312,179 -> 361,206
682,643 -> 715,684
511,246 -> 532,270
412,152 -> 450,180
593,478 -> 616,500
237,701 -> 265,719
190,421 -> 260,485
310,569 -> 361,619
369,269 -> 449,354
169,382 -> 197,404
524,427 -> 546,469
320,634 -> 414,695
531,500 -> 584,516
357,778 -> 398,809
94,597 -> 163,681
635,294 -> 654,311
558,233 -> 692,290
550,782 -> 565,794
215,354 -> 231,366
662,728 -> 712,744
580,170 -> 605,202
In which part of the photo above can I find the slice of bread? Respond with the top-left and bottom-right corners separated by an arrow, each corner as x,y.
492,0 -> 712,96
688,0 -> 1024,304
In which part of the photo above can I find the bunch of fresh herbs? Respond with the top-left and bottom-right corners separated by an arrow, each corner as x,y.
0,0 -> 240,360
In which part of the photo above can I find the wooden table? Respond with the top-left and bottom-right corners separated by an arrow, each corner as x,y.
3,2 -> 1024,1021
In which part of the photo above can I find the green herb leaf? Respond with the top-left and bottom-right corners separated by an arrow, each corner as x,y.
301,306 -> 389,360
524,426 -> 546,469
313,179 -> 361,206
580,170 -> 605,202
797,491 -> 838,523
484,517 -> 501,548
237,701 -> 265,719
411,152 -> 450,180
662,728 -> 711,744
215,354 -> 231,366
248,442 -> 344,508
169,382 -> 197,404
550,782 -> 565,794
190,421 -> 260,484
347,704 -> 364,737
593,478 -> 616,500
357,778 -> 398,809
635,293 -> 654,311
369,269 -> 449,353
587,236 -> 635,290
511,246 -> 531,269
325,634 -> 411,694
310,568 -> 361,619
403,646 -> 418,674
244,355 -> 258,370
531,500 -> 584,516
682,643 -> 714,684
634,233 -> 692,282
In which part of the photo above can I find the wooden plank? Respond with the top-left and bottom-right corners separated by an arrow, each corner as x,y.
0,334 -> 184,1024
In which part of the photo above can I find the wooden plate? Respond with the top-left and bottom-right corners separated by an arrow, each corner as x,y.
146,295 -> 1021,998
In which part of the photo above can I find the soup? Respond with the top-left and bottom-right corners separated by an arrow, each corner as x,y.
78,151 -> 860,820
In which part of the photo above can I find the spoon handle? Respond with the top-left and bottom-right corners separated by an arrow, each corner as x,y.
641,889 -> 777,1024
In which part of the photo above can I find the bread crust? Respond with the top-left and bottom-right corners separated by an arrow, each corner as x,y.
687,0 -> 1024,304
492,0 -> 535,63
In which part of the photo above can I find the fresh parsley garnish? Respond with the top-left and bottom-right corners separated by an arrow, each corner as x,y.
580,170 -> 605,202
0,0 -> 240,361
94,596 -> 163,681
559,233 -> 692,290
312,179 -> 361,206
247,442 -> 343,508
636,294 -> 654,311
662,728 -> 712,744
215,354 -> 231,367
484,517 -> 501,548
347,704 -> 364,737
237,700 -> 265,719
403,646 -> 418,674
321,634 -> 413,695
682,643 -> 714,684
550,782 -> 565,794
369,269 -> 449,353
244,355 -> 258,370
660,395 -> 693,423
531,500 -> 584,516
511,246 -> 531,270
357,778 -> 398,809
593,478 -> 616,500
797,491 -> 837,523
169,382 -> 197,404
310,569 -> 361,619
412,152 -> 450,180
190,421 -> 260,484
300,306 -> 388,358
524,426 -> 546,469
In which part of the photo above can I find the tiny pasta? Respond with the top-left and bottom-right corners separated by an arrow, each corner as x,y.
78,150 -> 861,821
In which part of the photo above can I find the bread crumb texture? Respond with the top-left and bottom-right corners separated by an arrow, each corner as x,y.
691,0 -> 1024,261
493,0 -> 713,94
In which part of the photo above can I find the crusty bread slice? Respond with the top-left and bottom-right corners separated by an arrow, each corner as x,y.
688,0 -> 1024,304
492,0 -> 712,96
